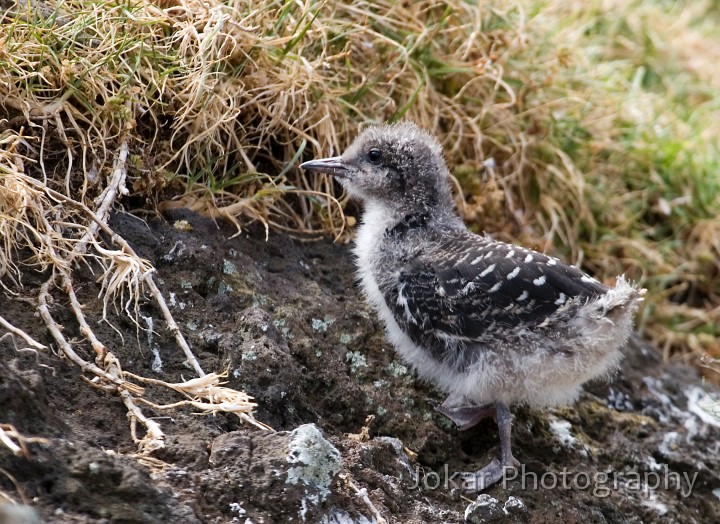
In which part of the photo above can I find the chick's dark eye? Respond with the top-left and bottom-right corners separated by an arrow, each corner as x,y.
367,148 -> 382,163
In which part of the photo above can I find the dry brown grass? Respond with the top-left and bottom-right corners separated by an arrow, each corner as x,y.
1,0 -> 720,446
0,129 -> 269,453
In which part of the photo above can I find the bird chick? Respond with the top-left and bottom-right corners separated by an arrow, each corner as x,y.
301,121 -> 644,492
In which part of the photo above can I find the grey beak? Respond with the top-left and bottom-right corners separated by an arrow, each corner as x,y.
300,156 -> 348,178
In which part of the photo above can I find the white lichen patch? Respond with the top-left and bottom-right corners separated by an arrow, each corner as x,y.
659,431 -> 681,457
713,488 -> 720,501
142,314 -> 163,372
549,417 -> 579,448
645,455 -> 663,472
346,351 -> 368,374
312,317 -> 334,333
273,318 -> 293,339
641,377 -> 676,424
218,281 -> 233,294
504,496 -> 525,513
644,377 -> 720,445
548,416 -> 590,457
241,349 -> 257,362
229,502 -> 246,516
685,386 -> 720,427
151,347 -> 163,373
286,424 -> 342,512
641,488 -> 669,516
465,494 -> 525,521
167,291 -> 186,310
385,361 -> 409,378
375,436 -> 415,477
465,493 -> 504,521
163,240 -> 186,262
339,332 -> 358,345
222,259 -> 238,275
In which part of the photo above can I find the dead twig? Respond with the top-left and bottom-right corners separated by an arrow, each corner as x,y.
37,272 -> 144,396
0,424 -> 49,459
341,474 -> 388,524
13,137 -> 267,449
0,466 -> 29,505
71,140 -> 129,260
105,353 -> 166,452
20,171 -> 206,377
0,313 -> 47,352
127,371 -> 273,431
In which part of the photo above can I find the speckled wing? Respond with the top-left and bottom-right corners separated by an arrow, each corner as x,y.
383,232 -> 608,349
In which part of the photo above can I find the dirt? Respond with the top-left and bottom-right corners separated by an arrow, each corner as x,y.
1,208 -> 719,523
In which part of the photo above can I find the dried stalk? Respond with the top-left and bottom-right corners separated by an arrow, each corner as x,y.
62,267 -> 167,447
3,127 -> 268,458
71,140 -> 129,259
127,372 -> 272,431
37,272 -> 144,396
343,475 -> 388,524
61,271 -> 107,362
21,174 -> 206,377
21,136 -> 268,450
0,424 -> 49,459
0,465 -> 28,505
105,353 -> 166,452
0,313 -> 47,352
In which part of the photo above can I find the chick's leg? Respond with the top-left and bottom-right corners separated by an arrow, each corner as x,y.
461,402 -> 519,493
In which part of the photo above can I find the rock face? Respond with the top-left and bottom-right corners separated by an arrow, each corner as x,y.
1,209 -> 719,523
